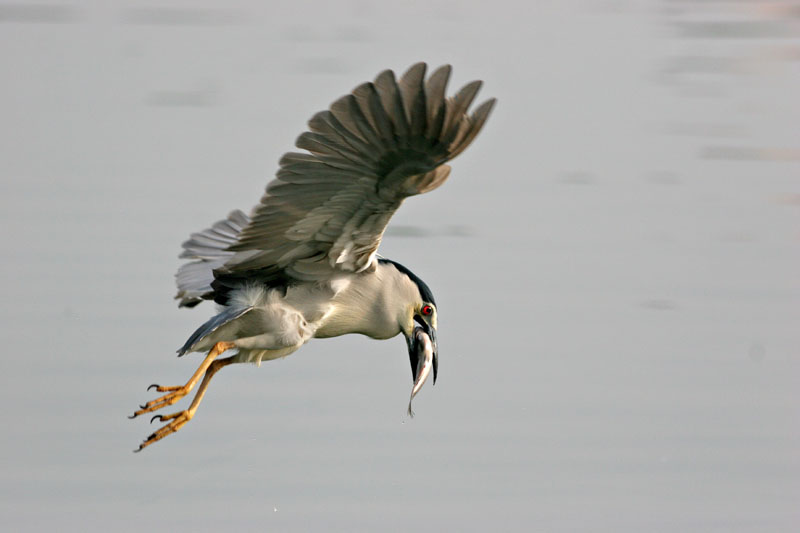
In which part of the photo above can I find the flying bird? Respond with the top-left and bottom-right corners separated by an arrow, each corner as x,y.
130,63 -> 496,451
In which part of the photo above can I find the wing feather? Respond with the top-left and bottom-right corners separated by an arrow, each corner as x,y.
398,62 -> 427,138
450,97 -> 498,159
374,69 -> 411,141
442,80 -> 483,146
424,65 -> 451,135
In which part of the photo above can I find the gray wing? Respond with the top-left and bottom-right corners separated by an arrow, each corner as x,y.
214,63 -> 495,286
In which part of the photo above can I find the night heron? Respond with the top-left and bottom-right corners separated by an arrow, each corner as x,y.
130,63 -> 495,451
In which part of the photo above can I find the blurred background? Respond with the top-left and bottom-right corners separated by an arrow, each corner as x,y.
1,0 -> 798,531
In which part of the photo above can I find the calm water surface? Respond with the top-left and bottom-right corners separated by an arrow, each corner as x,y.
1,1 -> 798,531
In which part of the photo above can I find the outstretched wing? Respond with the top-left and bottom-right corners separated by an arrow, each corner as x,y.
214,62 -> 495,291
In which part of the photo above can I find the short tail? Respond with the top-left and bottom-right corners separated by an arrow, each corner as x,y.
174,209 -> 250,307
177,305 -> 252,355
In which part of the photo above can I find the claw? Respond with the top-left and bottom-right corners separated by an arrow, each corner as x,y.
147,384 -> 159,391
128,413 -> 138,419
150,414 -> 163,424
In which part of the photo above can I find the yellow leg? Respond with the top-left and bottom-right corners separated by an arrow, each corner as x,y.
135,355 -> 236,452
129,341 -> 235,418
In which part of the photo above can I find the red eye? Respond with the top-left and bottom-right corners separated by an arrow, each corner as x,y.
421,305 -> 433,316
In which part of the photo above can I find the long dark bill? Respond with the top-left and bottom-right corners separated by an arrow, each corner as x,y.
407,328 -> 422,382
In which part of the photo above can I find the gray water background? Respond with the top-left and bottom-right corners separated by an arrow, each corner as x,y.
1,1 -> 798,531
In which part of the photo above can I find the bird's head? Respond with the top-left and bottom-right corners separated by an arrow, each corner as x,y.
380,259 -> 439,384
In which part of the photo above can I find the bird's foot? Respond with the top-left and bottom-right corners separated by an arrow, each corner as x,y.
135,409 -> 193,452
130,347 -> 236,452
129,384 -> 191,418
